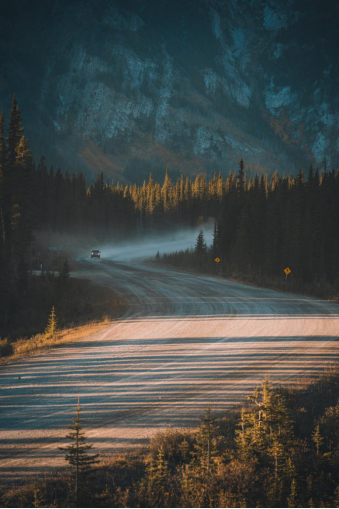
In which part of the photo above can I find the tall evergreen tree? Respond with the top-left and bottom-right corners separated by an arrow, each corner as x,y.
237,158 -> 245,197
0,110 -> 9,324
7,93 -> 24,166
212,221 -> 220,260
195,230 -> 207,257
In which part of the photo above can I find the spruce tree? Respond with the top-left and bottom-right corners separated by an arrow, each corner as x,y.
217,171 -> 223,200
287,479 -> 298,508
60,398 -> 99,506
12,135 -> 34,288
195,230 -> 207,257
237,158 -> 245,196
0,110 -> 11,245
7,93 -> 24,166
161,168 -> 172,214
138,445 -> 171,507
0,111 -> 9,326
212,221 -> 220,260
237,378 -> 295,475
194,407 -> 219,474
312,424 -> 324,458
45,306 -> 58,339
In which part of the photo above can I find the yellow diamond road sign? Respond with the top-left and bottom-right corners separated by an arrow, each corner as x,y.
215,257 -> 221,263
284,267 -> 291,275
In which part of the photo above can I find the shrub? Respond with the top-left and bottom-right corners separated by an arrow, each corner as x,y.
0,338 -> 13,357
149,428 -> 195,465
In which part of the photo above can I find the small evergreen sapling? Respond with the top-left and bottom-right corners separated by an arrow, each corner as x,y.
312,423 -> 324,458
45,306 -> 58,339
59,398 -> 99,506
194,407 -> 219,474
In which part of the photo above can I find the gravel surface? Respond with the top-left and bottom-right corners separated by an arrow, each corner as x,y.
1,242 -> 339,481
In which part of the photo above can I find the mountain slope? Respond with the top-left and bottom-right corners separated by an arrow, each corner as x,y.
1,0 -> 338,180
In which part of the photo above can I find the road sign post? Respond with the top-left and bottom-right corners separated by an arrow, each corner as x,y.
284,267 -> 291,281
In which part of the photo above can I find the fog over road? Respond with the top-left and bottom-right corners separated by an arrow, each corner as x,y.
1,232 -> 339,480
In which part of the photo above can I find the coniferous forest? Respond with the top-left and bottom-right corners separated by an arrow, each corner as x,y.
1,95 -> 339,336
1,0 -> 339,504
2,97 -> 339,508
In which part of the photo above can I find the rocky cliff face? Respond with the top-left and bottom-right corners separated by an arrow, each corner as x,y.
1,0 -> 338,180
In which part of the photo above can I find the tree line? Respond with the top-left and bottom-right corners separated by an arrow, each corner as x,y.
159,159 -> 339,297
0,94 -> 35,328
0,95 -> 131,335
1,95 -> 339,332
31,146 -> 339,296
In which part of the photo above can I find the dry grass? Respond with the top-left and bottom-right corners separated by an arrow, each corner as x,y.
0,319 -> 111,366
1,273 -> 127,340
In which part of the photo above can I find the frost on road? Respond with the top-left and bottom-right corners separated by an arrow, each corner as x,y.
1,238 -> 339,480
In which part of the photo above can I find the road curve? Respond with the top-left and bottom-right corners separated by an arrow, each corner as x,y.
1,246 -> 339,480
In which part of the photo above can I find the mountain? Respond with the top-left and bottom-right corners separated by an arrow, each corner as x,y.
1,0 -> 338,181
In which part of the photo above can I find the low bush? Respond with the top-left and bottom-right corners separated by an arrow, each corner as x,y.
0,339 -> 13,357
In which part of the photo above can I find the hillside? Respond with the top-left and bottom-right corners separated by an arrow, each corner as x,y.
1,0 -> 338,180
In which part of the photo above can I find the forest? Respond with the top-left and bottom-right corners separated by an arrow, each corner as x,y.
157,159 -> 339,298
1,88 -> 339,507
26,130 -> 339,301
1,95 -> 339,337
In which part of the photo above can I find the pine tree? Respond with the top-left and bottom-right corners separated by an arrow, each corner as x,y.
180,438 -> 190,462
212,221 -> 220,260
7,93 -> 24,165
195,230 -> 207,257
12,135 -> 34,289
155,446 -> 168,487
161,168 -> 172,214
140,446 -> 171,507
0,109 -> 11,248
45,306 -> 58,339
0,111 -> 9,326
287,479 -> 298,508
312,424 -> 324,458
217,171 -> 224,200
236,378 -> 295,477
237,158 -> 245,197
60,398 -> 99,506
194,407 -> 219,474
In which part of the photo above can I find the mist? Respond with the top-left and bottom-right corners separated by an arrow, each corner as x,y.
93,226 -> 214,263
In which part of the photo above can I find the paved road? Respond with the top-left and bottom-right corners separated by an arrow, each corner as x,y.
1,239 -> 339,480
